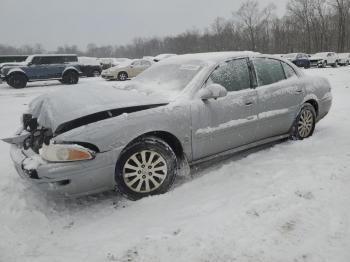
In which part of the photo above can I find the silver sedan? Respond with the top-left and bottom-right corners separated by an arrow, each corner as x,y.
4,52 -> 333,200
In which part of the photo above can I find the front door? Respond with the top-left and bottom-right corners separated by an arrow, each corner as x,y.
191,58 -> 259,160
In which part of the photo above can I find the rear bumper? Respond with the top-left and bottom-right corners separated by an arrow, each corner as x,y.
10,145 -> 118,198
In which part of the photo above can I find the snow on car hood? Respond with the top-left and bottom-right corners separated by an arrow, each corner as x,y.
28,83 -> 170,133
0,62 -> 26,68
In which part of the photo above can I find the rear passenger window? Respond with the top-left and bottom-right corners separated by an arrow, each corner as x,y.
209,58 -> 251,92
253,58 -> 286,86
282,62 -> 297,79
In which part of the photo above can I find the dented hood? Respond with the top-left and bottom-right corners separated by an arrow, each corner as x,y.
28,83 -> 170,133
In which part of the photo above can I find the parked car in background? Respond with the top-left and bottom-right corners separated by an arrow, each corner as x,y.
338,53 -> 350,66
4,52 -> 332,199
98,58 -> 131,70
309,52 -> 339,68
284,53 -> 310,68
78,57 -> 102,77
0,54 -> 81,88
101,59 -> 153,81
0,55 -> 28,63
153,54 -> 177,62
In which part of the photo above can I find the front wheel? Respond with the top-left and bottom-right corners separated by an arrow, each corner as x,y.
117,72 -> 128,81
7,73 -> 27,89
291,103 -> 316,140
115,137 -> 178,200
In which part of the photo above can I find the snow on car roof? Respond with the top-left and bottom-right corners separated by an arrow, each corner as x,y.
161,51 -> 260,65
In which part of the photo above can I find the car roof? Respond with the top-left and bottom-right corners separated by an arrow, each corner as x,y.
30,54 -> 77,57
161,51 -> 261,65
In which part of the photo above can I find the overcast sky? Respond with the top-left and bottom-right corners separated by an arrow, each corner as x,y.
1,0 -> 288,51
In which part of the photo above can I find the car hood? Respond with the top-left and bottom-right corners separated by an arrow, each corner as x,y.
28,83 -> 170,134
0,62 -> 26,69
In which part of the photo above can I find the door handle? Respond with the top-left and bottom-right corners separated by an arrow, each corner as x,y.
245,101 -> 253,106
295,90 -> 303,94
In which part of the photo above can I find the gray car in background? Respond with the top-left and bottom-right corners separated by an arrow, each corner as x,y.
4,52 -> 332,200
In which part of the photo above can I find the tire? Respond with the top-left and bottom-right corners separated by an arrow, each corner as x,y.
322,61 -> 327,68
115,137 -> 178,200
92,70 -> 100,77
61,71 -> 79,85
291,103 -> 316,140
346,61 -> 349,66
117,71 -> 128,81
6,73 -> 27,89
332,61 -> 338,68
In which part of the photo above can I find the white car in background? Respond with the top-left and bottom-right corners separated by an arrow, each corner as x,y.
309,52 -> 339,68
101,59 -> 153,81
338,53 -> 350,66
153,54 -> 177,62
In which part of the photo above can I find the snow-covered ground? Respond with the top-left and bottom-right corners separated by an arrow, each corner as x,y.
0,69 -> 349,262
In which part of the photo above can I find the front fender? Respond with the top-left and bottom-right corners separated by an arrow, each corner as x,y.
7,68 -> 27,77
53,103 -> 193,161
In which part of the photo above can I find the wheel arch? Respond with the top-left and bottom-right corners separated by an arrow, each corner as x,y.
6,68 -> 28,80
62,67 -> 81,77
304,99 -> 319,117
118,130 -> 186,163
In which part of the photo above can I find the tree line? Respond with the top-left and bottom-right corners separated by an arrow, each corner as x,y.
1,0 -> 350,58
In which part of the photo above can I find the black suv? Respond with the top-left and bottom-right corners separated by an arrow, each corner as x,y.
0,54 -> 81,88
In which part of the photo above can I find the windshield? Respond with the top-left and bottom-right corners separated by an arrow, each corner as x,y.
125,61 -> 203,98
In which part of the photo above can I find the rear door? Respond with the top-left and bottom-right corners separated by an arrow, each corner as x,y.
252,57 -> 304,140
191,58 -> 259,160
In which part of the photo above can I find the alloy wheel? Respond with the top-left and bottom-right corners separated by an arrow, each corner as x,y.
119,73 -> 127,81
122,150 -> 168,193
298,109 -> 314,138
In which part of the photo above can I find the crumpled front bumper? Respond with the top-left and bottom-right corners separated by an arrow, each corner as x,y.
10,145 -> 119,197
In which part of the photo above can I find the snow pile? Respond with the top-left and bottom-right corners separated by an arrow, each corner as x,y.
0,69 -> 350,261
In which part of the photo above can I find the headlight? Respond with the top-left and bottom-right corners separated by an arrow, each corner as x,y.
39,143 -> 95,162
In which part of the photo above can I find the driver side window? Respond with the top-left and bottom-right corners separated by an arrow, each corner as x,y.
209,58 -> 251,92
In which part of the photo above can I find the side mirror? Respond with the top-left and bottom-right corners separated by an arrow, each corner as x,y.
27,62 -> 33,66
198,83 -> 228,100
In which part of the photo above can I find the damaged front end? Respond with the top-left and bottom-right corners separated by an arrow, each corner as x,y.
3,113 -> 53,153
3,113 -> 117,197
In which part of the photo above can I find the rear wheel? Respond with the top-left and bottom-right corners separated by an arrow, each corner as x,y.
92,70 -> 100,77
332,61 -> 338,67
117,71 -> 128,81
61,71 -> 79,85
115,137 -> 178,200
6,73 -> 27,88
291,103 -> 316,140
